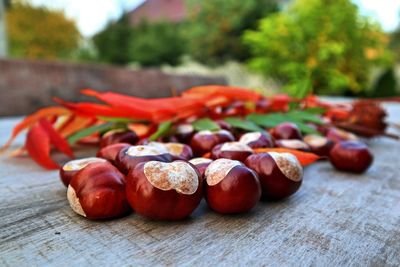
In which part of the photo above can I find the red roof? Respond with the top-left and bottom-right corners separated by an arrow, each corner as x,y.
128,0 -> 187,25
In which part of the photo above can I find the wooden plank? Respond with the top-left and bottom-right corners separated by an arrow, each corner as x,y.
0,103 -> 399,266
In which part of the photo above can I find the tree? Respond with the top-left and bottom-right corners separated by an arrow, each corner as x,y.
185,0 -> 278,65
129,21 -> 186,66
244,0 -> 393,96
93,15 -> 133,65
6,1 -> 80,59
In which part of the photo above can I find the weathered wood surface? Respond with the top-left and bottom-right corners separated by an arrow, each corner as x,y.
0,103 -> 400,267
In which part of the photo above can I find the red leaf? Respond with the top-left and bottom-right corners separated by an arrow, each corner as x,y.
26,124 -> 59,170
39,118 -> 74,158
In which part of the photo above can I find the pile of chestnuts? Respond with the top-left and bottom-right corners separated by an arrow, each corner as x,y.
60,122 -> 373,221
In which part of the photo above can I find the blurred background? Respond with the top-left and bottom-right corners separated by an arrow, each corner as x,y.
0,0 -> 399,115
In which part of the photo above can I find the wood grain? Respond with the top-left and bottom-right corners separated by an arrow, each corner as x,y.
0,103 -> 399,266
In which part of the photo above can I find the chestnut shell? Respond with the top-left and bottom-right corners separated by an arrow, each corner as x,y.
271,122 -> 302,140
100,130 -> 138,148
126,161 -> 203,220
245,153 -> 302,200
115,147 -> 173,174
68,162 -> 131,219
329,141 -> 373,173
205,165 -> 261,214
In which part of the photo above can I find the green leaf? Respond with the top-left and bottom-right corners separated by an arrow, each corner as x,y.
224,117 -> 264,132
97,116 -> 140,123
149,121 -> 172,141
247,113 -> 320,135
68,122 -> 115,144
303,107 -> 327,114
286,110 -> 324,125
192,118 -> 220,131
247,113 -> 287,128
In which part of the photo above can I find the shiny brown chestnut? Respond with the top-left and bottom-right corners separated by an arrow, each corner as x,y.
239,131 -> 274,148
126,160 -> 203,220
271,122 -> 303,140
245,152 -> 303,200
100,129 -> 138,148
96,143 -> 131,164
67,161 -> 130,219
329,141 -> 373,173
175,124 -> 195,144
275,139 -> 311,152
303,135 -> 334,156
211,142 -> 253,162
115,145 -> 173,174
190,129 -> 235,156
204,159 -> 261,214
326,127 -> 358,143
189,157 -> 213,178
60,157 -> 107,187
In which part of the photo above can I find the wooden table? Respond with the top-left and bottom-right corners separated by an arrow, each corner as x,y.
1,103 -> 400,266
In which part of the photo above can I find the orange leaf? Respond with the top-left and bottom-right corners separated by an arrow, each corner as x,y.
183,85 -> 261,102
253,148 -> 321,167
58,115 -> 95,138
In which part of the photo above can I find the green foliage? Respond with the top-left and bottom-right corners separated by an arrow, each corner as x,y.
129,21 -> 186,66
185,0 -> 278,65
244,0 -> 393,96
370,68 -> 398,97
93,16 -> 133,65
6,2 -> 80,59
93,18 -> 185,66
192,118 -> 220,131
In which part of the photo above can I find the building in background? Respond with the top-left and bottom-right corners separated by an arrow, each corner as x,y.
127,0 -> 186,26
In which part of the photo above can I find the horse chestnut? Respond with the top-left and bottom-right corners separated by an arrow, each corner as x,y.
326,127 -> 358,143
96,143 -> 131,164
175,124 -> 195,144
60,157 -> 107,187
126,160 -> 203,220
190,129 -> 235,156
303,135 -> 334,156
189,157 -> 213,177
275,139 -> 310,152
148,142 -> 193,161
100,129 -> 138,148
204,159 -> 261,214
329,141 -> 373,173
245,152 -> 303,200
211,141 -> 253,162
116,145 -> 172,174
67,161 -> 130,219
239,131 -> 274,148
271,122 -> 302,140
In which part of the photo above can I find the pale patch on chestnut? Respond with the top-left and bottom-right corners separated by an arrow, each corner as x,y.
239,132 -> 262,145
143,161 -> 199,195
278,140 -> 309,150
205,158 -> 242,186
103,128 -> 125,138
219,129 -> 234,137
268,152 -> 303,182
177,124 -> 194,134
189,157 -> 213,165
220,142 -> 253,152
62,157 -> 107,171
126,145 -> 168,156
163,143 -> 185,156
197,130 -> 214,136
67,186 -> 86,217
304,135 -> 327,147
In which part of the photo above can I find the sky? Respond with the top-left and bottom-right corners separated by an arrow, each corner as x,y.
29,0 -> 400,37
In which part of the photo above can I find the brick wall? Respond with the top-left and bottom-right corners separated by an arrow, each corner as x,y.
0,58 -> 226,116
